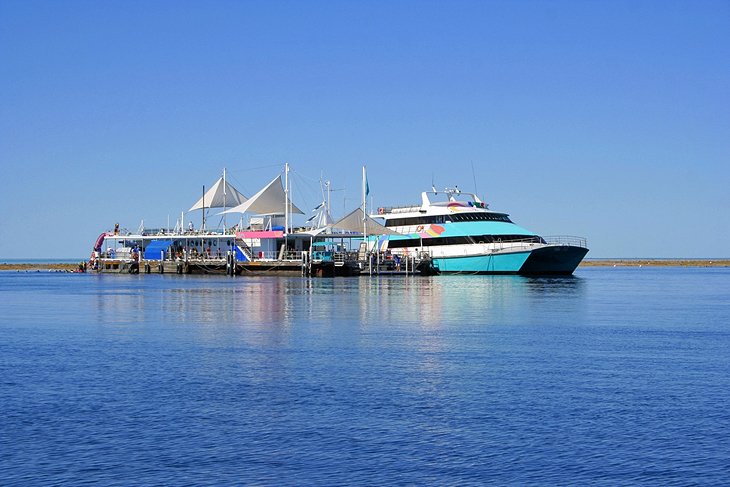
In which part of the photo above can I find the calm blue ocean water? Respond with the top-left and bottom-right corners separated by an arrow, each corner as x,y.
1,268 -> 729,485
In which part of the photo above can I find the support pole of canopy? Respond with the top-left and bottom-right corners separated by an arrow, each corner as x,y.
362,166 -> 367,240
223,167 -> 227,230
284,162 -> 289,250
289,165 -> 293,233
202,185 -> 206,232
362,165 -> 369,274
326,180 -> 331,216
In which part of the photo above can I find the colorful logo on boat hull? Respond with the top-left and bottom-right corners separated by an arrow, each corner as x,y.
447,202 -> 470,212
411,224 -> 445,238
447,201 -> 486,211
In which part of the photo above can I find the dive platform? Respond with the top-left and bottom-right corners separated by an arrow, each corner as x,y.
92,230 -> 437,278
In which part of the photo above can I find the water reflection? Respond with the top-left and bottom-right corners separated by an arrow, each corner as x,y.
522,275 -> 585,295
5,265 -> 730,485
91,274 -> 587,336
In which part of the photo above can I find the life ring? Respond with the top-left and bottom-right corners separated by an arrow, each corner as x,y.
378,207 -> 385,215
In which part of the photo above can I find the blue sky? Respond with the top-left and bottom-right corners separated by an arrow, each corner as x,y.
1,0 -> 728,259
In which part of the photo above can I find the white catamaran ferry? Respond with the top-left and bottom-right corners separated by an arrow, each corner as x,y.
369,188 -> 588,275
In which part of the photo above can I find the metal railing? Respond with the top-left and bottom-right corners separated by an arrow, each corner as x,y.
543,235 -> 588,248
375,205 -> 421,215
486,235 -> 587,251
253,250 -> 305,261
235,240 -> 254,261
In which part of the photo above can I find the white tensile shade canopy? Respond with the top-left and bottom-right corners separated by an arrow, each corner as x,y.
317,209 -> 334,228
189,176 -> 247,211
221,175 -> 304,216
327,208 -> 401,235
307,203 -> 334,229
300,205 -> 335,236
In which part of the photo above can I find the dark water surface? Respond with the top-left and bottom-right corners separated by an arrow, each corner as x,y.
1,268 -> 729,485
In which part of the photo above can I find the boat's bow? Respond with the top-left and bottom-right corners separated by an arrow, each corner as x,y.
518,236 -> 589,275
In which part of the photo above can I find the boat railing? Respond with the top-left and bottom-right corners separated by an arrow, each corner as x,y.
333,252 -> 349,266
254,250 -> 305,262
543,235 -> 588,248
251,251 -> 278,261
487,235 -> 587,251
181,254 -> 226,262
283,251 -> 304,261
487,237 -> 542,252
373,205 -> 421,215
142,250 -> 307,263
136,228 -> 238,237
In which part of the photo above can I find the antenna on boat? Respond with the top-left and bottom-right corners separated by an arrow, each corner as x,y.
471,162 -> 478,198
444,186 -> 461,200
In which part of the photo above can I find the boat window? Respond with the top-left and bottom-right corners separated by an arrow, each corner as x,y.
448,213 -> 512,223
386,234 -> 542,248
387,212 -> 514,225
386,215 -> 447,227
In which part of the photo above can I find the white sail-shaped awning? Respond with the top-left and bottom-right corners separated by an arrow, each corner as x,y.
306,203 -> 334,229
189,176 -> 247,211
221,175 -> 304,216
298,206 -> 336,236
327,208 -> 402,235
317,210 -> 334,228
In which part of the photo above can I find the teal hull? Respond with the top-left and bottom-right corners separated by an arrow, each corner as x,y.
433,245 -> 588,275
434,251 -> 531,274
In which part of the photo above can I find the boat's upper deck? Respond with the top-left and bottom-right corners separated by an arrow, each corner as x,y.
373,189 -> 511,224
